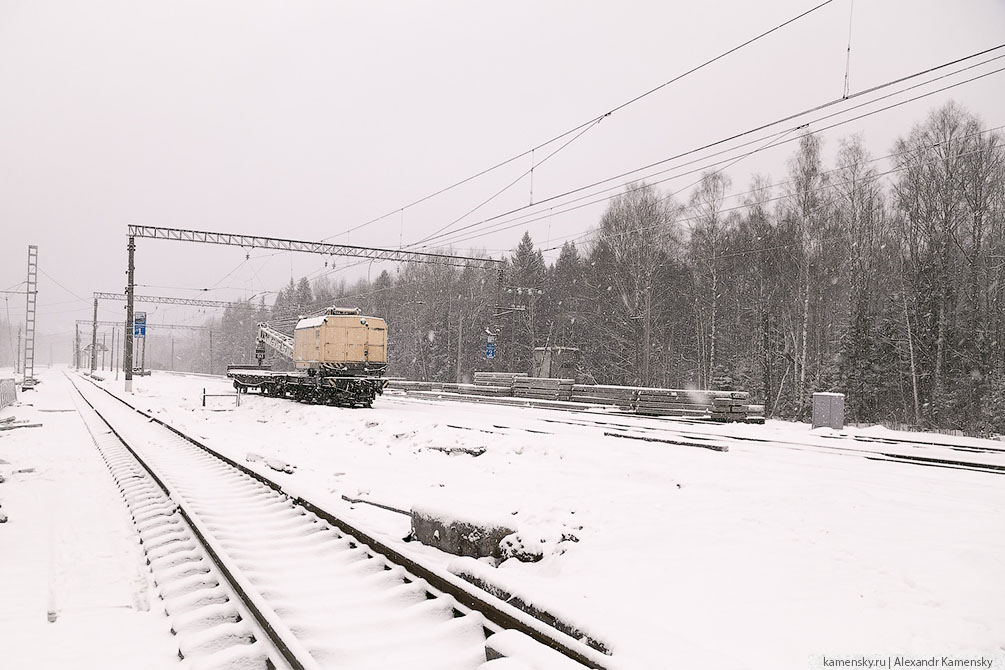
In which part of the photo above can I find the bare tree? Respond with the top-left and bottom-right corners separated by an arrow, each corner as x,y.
782,132 -> 830,417
596,183 -> 682,386
688,171 -> 732,387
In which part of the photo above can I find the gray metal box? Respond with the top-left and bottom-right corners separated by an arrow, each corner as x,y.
812,392 -> 845,429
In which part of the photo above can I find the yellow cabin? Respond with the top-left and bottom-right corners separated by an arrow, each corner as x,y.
292,308 -> 387,374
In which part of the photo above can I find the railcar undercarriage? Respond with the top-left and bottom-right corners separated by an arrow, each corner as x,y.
228,370 -> 387,408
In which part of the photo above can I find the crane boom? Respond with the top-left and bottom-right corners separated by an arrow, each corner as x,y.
257,323 -> 294,360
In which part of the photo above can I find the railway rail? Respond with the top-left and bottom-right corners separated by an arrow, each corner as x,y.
68,373 -> 611,670
531,413 -> 1005,475
378,395 -> 1005,476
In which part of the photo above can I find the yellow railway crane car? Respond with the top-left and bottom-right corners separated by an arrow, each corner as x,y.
228,307 -> 389,408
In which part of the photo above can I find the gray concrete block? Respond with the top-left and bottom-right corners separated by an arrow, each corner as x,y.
410,506 -> 515,559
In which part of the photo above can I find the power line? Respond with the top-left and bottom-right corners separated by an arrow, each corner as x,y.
429,61 -> 1005,250
553,140 -> 1001,257
411,116 -> 607,248
326,0 -> 840,242
295,44 -> 1005,291
269,133 -> 1000,306
476,127 -> 1002,257
415,47 -> 1005,250
38,268 -> 89,303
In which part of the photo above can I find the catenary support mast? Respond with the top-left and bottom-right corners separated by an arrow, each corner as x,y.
124,236 -> 135,392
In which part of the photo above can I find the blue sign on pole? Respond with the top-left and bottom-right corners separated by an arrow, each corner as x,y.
486,342 -> 496,359
134,311 -> 147,338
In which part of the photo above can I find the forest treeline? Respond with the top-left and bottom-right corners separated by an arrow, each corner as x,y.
198,102 -> 1004,435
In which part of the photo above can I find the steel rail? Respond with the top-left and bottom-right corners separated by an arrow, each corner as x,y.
76,374 -> 611,670
382,393 -> 1005,475
69,374 -> 319,670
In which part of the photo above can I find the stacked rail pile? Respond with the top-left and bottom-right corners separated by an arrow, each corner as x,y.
385,379 -> 511,396
473,372 -> 527,391
440,382 -> 510,397
513,377 -> 575,401
634,389 -> 717,417
388,375 -> 764,422
708,392 -> 753,422
570,384 -> 638,410
384,380 -> 436,392
632,388 -> 757,422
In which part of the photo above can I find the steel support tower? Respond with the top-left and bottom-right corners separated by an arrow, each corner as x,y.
22,245 -> 38,389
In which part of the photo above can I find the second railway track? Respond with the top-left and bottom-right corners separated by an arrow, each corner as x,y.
68,373 -> 610,670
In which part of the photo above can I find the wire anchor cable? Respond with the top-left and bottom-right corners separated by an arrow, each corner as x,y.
843,0 -> 855,98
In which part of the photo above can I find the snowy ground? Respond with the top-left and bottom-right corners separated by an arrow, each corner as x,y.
0,368 -> 179,669
86,369 -> 1005,669
3,368 -> 1004,669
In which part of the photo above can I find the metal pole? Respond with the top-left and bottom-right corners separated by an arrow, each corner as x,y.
208,331 -> 213,375
171,336 -> 174,371
101,333 -> 106,370
124,236 -> 135,392
90,297 -> 98,372
456,311 -> 463,383
16,326 -> 20,374
141,336 -> 146,374
74,324 -> 79,369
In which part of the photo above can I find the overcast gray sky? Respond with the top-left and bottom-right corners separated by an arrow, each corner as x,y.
2,0 -> 1004,359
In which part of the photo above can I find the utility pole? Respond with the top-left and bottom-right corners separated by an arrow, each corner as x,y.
124,236 -> 135,392
642,286 -> 652,387
171,336 -> 174,372
101,333 -> 106,371
456,311 -> 463,383
90,296 -> 98,372
141,336 -> 146,374
74,323 -> 79,369
15,326 -> 21,374
208,331 -> 213,375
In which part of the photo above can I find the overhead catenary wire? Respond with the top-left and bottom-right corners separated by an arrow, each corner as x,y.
549,140 -> 1001,260
291,58 -> 1004,298
410,116 -> 608,248
427,62 -> 1005,251
38,267 -> 89,304
280,42 -> 1005,302
843,0 -> 855,98
298,140 -> 980,315
414,47 -> 1005,251
325,0 -> 840,243
475,123 -> 1002,259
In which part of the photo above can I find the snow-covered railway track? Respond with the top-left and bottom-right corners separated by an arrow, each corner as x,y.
68,374 -> 610,670
535,415 -> 1005,475
386,392 -> 1005,468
